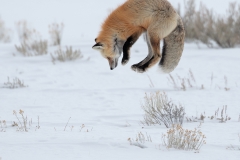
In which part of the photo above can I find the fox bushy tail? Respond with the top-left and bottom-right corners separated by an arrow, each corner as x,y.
159,16 -> 185,73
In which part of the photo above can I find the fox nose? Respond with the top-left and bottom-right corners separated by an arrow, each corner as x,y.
110,67 -> 114,70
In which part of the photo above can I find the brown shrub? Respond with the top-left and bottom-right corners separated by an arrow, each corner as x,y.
178,0 -> 240,48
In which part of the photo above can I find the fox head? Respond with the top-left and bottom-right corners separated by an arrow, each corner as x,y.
92,38 -> 125,70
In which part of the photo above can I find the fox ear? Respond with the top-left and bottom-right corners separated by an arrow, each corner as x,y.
92,42 -> 103,50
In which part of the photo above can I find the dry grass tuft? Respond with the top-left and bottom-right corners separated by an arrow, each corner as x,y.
178,0 -> 240,48
3,77 -> 28,89
186,106 -> 231,124
141,92 -> 185,128
128,132 -> 152,148
168,69 -> 201,91
208,105 -> 231,123
186,112 -> 206,123
0,120 -> 7,132
15,40 -> 48,56
227,145 -> 240,150
12,110 -> 39,132
169,71 -> 235,91
224,76 -> 230,91
51,46 -> 83,63
15,21 -> 48,56
13,110 -> 30,132
48,22 -> 64,46
0,16 -> 12,43
162,124 -> 206,151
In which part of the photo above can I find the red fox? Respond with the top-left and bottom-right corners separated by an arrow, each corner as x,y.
92,0 -> 185,73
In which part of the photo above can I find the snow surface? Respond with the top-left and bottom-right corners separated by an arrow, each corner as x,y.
0,0 -> 240,160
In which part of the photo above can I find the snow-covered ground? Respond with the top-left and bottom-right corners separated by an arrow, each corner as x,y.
0,0 -> 240,160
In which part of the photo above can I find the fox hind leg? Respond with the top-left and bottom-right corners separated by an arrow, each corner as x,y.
134,33 -> 153,66
132,31 -> 161,73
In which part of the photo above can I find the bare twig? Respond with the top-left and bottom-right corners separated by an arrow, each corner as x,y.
80,124 -> 85,132
64,117 -> 71,131
147,74 -> 155,88
48,22 -> 64,46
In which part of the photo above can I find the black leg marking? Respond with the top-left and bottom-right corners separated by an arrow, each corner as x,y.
131,56 -> 154,73
122,32 -> 142,65
122,36 -> 134,65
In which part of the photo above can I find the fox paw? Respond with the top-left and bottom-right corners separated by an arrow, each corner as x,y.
131,64 -> 146,73
121,58 -> 129,66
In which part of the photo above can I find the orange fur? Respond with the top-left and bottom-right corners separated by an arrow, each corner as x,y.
93,0 -> 184,72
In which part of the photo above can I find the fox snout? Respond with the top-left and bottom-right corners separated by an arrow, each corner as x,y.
107,57 -> 118,70
92,43 -> 120,70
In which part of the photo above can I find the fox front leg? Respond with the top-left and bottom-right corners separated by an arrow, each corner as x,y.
122,31 -> 142,65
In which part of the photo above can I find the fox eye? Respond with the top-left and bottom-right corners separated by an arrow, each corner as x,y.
106,57 -> 111,60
